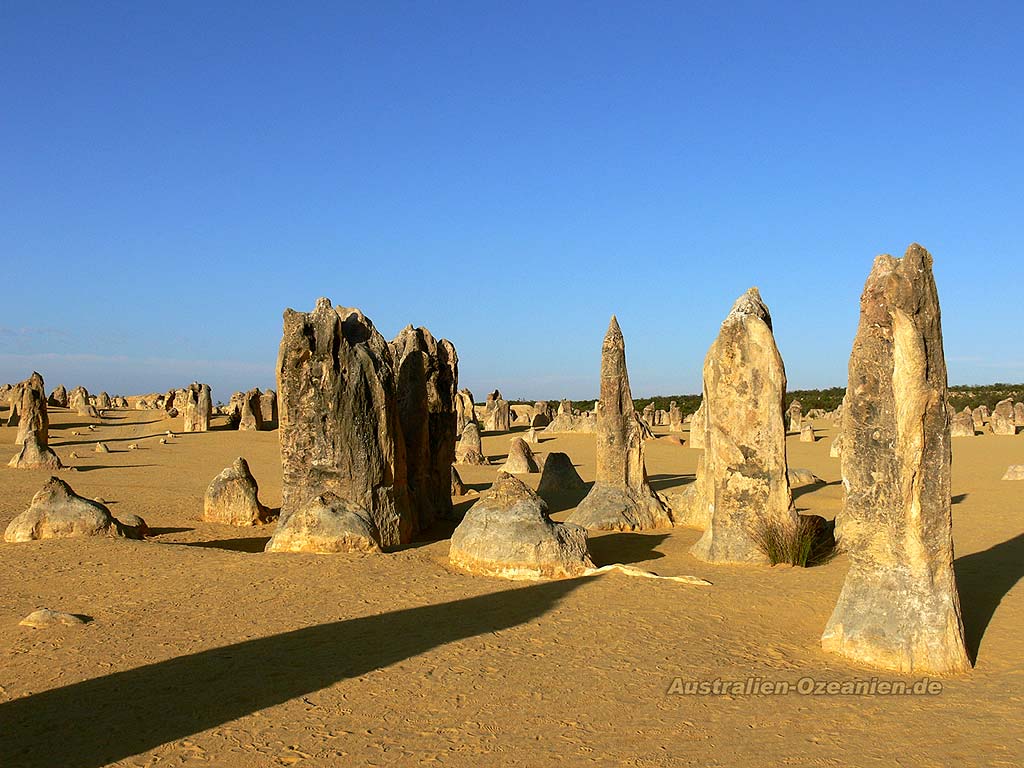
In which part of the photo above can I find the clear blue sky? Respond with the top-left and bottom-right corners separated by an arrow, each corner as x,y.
2,2 -> 1021,403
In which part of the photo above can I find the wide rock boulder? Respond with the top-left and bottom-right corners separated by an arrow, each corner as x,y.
821,244 -> 970,674
5,477 -> 133,542
449,473 -> 593,579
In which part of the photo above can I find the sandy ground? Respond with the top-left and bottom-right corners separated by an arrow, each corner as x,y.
0,406 -> 1021,767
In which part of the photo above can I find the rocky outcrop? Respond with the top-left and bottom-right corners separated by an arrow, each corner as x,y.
181,383 -> 213,433
48,385 -> 68,409
950,409 -> 976,437
536,452 -> 588,500
455,388 -> 477,436
265,493 -> 382,554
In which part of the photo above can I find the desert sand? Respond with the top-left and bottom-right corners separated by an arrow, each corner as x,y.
1,406 -> 1022,767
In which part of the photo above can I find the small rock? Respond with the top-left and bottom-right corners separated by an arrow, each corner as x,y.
94,442 -> 109,453
127,443 -> 139,450
19,609 -> 89,629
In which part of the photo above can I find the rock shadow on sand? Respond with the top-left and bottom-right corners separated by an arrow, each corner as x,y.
955,531 -> 1024,663
0,578 -> 586,768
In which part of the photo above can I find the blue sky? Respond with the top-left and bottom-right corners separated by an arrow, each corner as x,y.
2,2 -> 1021,403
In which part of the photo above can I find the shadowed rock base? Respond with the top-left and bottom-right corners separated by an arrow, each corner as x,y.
8,436 -> 64,470
265,494 -> 382,554
567,483 -> 670,532
449,473 -> 593,579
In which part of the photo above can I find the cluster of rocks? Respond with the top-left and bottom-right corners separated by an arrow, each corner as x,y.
227,388 -> 278,431
266,299 -> 459,554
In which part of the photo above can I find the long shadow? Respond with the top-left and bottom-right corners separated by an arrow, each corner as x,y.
792,479 -> 841,501
72,464 -> 157,473
951,493 -> 969,505
647,472 -> 694,493
954,532 -> 1024,663
147,527 -> 194,536
182,536 -> 272,553
0,578 -> 586,768
539,480 -> 593,514
588,532 -> 670,566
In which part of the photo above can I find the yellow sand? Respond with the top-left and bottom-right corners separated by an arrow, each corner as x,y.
0,407 -> 1021,767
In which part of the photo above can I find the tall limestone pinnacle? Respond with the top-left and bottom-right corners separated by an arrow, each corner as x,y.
689,287 -> 795,563
821,244 -> 970,674
566,316 -> 672,531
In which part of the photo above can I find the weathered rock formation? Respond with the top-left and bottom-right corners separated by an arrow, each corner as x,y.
238,388 -> 263,431
688,288 -> 795,563
502,438 -> 539,473
203,458 -> 275,526
391,324 -> 459,531
8,373 -> 64,470
689,401 -> 706,449
266,493 -> 382,554
456,422 -> 487,465
451,466 -> 468,496
950,409 -> 976,437
536,452 -> 588,500
787,401 -> 803,432
799,424 -> 815,442
181,383 -> 213,433
48,385 -> 68,408
449,473 -> 593,579
68,386 -> 98,418
566,317 -> 671,531
271,299 -> 410,551
4,477 -> 135,542
259,389 -> 278,426
485,398 -> 511,432
668,401 -> 683,431
989,399 -> 1016,435
821,244 -> 970,674
455,388 -> 477,436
